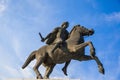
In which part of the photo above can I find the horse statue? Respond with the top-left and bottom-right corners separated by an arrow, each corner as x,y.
22,25 -> 104,79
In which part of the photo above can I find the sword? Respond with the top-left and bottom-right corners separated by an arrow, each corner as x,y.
39,32 -> 44,42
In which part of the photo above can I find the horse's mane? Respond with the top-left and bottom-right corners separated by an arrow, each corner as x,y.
68,26 -> 76,38
69,26 -> 76,37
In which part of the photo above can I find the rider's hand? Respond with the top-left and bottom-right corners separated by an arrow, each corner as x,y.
41,38 -> 45,42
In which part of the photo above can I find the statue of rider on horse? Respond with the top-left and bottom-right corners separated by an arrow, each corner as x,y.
22,22 -> 105,79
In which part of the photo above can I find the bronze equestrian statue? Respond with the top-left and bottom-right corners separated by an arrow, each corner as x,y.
22,24 -> 105,79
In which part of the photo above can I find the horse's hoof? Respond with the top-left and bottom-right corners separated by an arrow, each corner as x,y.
99,68 -> 105,74
43,76 -> 49,79
98,65 -> 105,75
36,76 -> 43,79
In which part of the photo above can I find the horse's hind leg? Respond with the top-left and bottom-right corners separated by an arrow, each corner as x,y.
79,55 -> 92,61
44,64 -> 55,79
33,58 -> 44,79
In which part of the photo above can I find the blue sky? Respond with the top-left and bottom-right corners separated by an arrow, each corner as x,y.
0,0 -> 120,80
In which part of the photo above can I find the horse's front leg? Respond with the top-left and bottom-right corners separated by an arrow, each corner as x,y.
94,56 -> 105,74
73,41 -> 95,58
77,55 -> 105,74
88,41 -> 96,58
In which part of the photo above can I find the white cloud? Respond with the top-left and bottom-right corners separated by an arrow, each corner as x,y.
4,65 -> 34,78
105,12 -> 120,22
11,36 -> 24,62
5,66 -> 20,77
0,3 -> 6,12
0,24 -> 35,78
20,68 -> 34,78
79,12 -> 120,27
0,0 -> 7,14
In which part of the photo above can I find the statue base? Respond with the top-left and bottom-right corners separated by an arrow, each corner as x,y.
6,78 -> 80,80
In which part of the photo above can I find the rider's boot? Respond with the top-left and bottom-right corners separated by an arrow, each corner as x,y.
51,43 -> 60,53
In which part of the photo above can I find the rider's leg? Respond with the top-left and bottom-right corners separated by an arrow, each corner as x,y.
51,43 -> 60,53
62,60 -> 71,76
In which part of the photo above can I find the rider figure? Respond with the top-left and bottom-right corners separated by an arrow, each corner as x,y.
40,21 -> 69,53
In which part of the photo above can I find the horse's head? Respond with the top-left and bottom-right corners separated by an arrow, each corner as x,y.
73,25 -> 94,36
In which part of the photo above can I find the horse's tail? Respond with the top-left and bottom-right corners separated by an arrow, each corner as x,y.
22,50 -> 36,69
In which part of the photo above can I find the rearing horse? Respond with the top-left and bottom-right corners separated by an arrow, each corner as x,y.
22,25 -> 104,79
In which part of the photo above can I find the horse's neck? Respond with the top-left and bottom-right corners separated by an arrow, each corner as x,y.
67,31 -> 84,44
